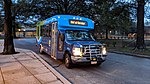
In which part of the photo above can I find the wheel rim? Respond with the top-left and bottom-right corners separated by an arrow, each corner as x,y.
65,56 -> 69,65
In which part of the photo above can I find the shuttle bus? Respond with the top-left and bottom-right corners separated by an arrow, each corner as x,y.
36,15 -> 107,68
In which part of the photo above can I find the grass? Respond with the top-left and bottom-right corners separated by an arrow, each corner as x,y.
97,39 -> 150,56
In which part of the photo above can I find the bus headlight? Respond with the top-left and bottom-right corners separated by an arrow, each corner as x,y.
102,47 -> 107,55
73,47 -> 82,56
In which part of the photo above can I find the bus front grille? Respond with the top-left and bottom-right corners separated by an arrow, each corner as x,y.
82,45 -> 102,57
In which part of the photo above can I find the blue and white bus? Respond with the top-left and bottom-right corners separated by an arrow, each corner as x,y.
36,15 -> 107,68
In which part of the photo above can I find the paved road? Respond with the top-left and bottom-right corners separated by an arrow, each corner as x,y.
14,38 -> 150,84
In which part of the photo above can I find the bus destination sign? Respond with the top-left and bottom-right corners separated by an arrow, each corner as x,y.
69,20 -> 88,26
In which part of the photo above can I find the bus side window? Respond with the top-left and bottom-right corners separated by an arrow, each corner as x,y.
41,25 -> 48,37
46,25 -> 49,37
41,26 -> 45,37
49,24 -> 52,38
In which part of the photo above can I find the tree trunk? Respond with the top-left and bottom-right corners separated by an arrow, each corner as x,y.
3,0 -> 15,54
105,28 -> 109,39
136,0 -> 145,49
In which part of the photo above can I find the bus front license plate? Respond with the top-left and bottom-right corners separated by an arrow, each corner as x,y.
91,61 -> 97,64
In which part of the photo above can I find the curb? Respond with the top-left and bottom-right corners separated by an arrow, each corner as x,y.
31,51 -> 71,84
109,51 -> 150,59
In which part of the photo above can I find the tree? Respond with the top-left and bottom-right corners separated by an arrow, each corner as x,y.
136,0 -> 145,49
3,0 -> 15,54
8,0 -> 94,25
11,1 -> 24,38
0,1 -> 4,32
32,0 -> 87,19
17,0 -> 91,21
0,15 -> 4,32
11,0 -> 37,38
49,0 -> 86,15
93,0 -> 132,39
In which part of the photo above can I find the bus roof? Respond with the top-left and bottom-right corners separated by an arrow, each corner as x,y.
38,15 -> 94,30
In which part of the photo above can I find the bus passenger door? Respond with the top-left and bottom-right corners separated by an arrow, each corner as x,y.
51,22 -> 57,59
57,33 -> 64,59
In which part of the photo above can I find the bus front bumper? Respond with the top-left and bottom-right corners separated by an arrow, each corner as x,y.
71,55 -> 106,64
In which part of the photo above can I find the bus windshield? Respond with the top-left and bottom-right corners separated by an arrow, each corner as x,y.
66,30 -> 94,41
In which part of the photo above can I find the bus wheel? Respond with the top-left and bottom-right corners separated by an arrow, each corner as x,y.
39,45 -> 44,54
65,54 -> 72,69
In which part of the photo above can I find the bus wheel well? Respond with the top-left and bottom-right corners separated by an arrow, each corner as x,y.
63,50 -> 71,60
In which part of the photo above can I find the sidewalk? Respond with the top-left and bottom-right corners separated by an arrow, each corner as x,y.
0,41 -> 71,84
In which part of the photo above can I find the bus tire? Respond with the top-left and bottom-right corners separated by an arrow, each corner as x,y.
39,45 -> 44,54
65,53 -> 72,69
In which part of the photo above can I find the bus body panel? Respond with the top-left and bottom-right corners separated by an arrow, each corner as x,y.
42,37 -> 51,55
